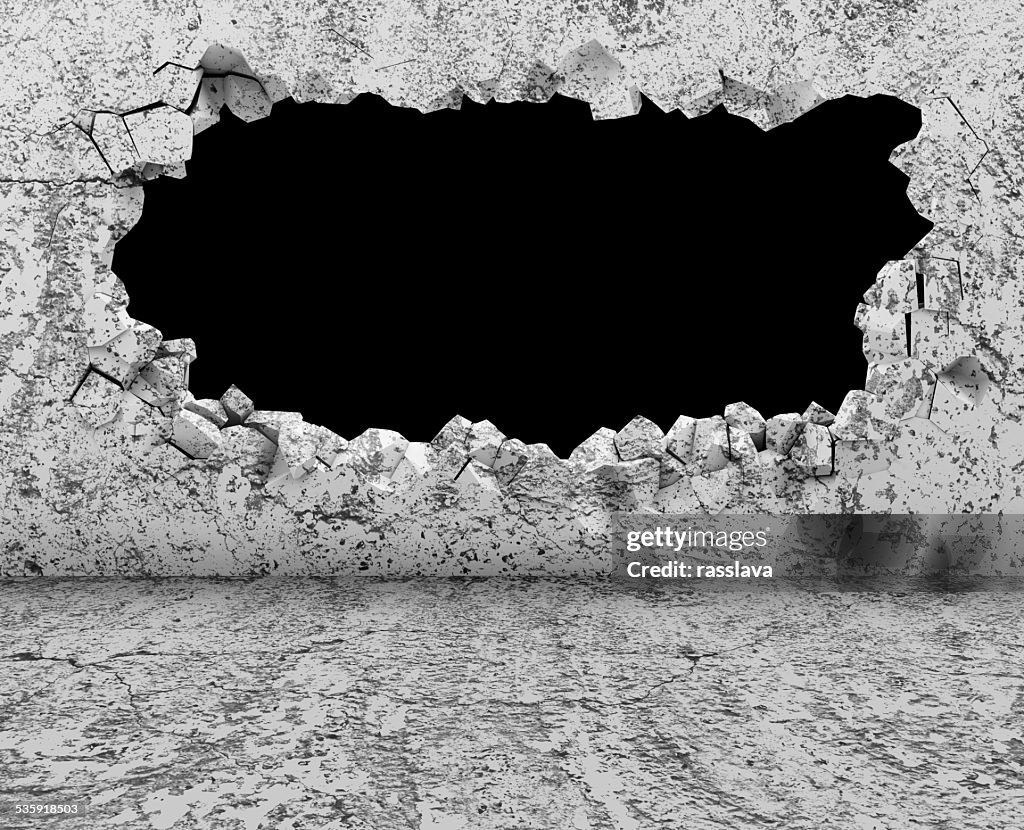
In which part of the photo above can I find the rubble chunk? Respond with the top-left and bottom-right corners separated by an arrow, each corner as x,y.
390,442 -> 437,487
170,409 -> 222,458
830,390 -> 899,441
765,413 -> 803,455
662,415 -> 697,462
725,426 -> 759,466
724,402 -> 766,450
802,402 -> 835,426
855,303 -> 908,364
348,428 -> 409,478
613,415 -> 664,461
917,256 -> 962,312
862,259 -> 917,313
568,428 -> 618,471
789,422 -> 834,476
184,397 -> 229,427
467,420 -> 506,467
865,358 -> 937,420
245,410 -> 302,444
491,438 -> 529,485
219,384 -> 254,424
691,416 -> 731,474
431,415 -> 472,450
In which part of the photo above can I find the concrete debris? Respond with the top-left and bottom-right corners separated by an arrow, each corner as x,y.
855,303 -> 909,364
430,415 -> 472,450
724,402 -> 767,450
348,428 -> 409,478
802,402 -> 836,426
6,34 -> 1019,575
245,410 -> 302,445
725,426 -> 759,466
613,415 -> 664,461
556,39 -> 635,119
129,356 -> 187,408
489,438 -> 529,485
765,413 -> 804,455
863,259 -> 917,314
219,384 -> 254,424
93,323 -> 163,387
691,416 -> 731,474
917,257 -> 962,312
662,415 -> 697,462
191,44 -> 272,131
830,389 -> 899,441
466,420 -> 506,467
84,291 -> 132,345
568,427 -> 618,471
71,371 -> 123,428
390,442 -> 436,487
789,421 -> 834,476
170,408 -> 223,458
184,396 -> 229,427
865,358 -> 936,421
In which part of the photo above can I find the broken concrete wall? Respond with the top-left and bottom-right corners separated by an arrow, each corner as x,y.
2,2 -> 1023,575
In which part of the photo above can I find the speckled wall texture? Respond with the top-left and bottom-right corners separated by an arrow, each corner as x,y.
2,0 -> 1023,575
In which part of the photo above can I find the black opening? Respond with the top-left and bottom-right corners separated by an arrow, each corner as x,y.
112,91 -> 932,456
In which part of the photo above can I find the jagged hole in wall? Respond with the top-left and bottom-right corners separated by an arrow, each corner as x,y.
112,92 -> 932,456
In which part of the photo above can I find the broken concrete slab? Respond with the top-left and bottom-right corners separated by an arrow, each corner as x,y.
865,358 -> 937,421
466,420 -> 506,467
613,415 -> 664,462
219,384 -> 254,424
830,389 -> 900,442
692,416 -> 731,474
802,402 -> 836,426
662,415 -> 697,463
917,256 -> 963,312
766,413 -> 804,455
245,410 -> 302,445
170,408 -> 222,459
183,396 -> 229,428
725,402 -> 767,451
862,259 -> 917,314
568,427 -> 618,471
855,303 -> 909,364
348,428 -> 409,478
788,422 -> 834,476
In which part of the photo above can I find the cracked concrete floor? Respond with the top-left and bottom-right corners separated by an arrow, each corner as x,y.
2,578 -> 1023,829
